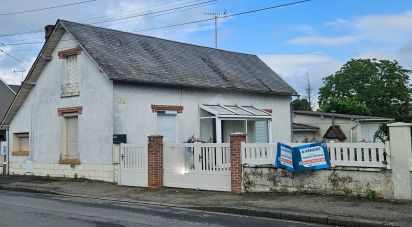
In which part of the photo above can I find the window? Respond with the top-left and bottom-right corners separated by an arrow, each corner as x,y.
67,55 -> 77,84
12,133 -> 29,156
58,106 -> 82,164
66,117 -> 78,156
59,48 -> 81,97
157,111 -> 177,143
199,104 -> 272,143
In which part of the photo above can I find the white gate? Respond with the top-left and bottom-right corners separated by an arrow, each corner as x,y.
164,143 -> 231,191
119,144 -> 148,187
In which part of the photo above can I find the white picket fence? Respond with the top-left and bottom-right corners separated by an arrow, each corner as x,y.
241,142 -> 391,168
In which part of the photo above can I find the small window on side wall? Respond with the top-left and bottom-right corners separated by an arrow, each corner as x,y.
12,133 -> 29,156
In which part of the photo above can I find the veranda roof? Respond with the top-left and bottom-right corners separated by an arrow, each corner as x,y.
200,104 -> 271,119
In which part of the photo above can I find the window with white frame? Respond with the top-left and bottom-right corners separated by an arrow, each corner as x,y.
156,111 -> 177,143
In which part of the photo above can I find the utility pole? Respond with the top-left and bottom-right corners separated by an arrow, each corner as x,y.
204,10 -> 227,48
14,69 -> 26,84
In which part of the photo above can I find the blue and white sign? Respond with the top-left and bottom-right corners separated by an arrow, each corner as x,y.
275,143 -> 295,172
275,142 -> 331,173
294,142 -> 331,172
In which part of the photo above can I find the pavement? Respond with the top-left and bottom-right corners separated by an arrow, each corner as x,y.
0,190 -> 324,227
0,175 -> 411,227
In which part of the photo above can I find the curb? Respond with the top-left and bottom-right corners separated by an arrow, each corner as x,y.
0,185 -> 60,195
193,207 -> 399,227
0,185 -> 401,227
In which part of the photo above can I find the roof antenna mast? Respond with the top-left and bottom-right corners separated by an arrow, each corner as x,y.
204,10 -> 227,48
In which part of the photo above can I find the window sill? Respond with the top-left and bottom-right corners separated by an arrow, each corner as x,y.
12,151 -> 29,156
59,159 -> 81,165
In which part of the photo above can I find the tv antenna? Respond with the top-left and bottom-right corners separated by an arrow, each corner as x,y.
204,10 -> 228,48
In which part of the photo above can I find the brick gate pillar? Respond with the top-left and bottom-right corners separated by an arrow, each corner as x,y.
230,132 -> 246,193
148,135 -> 163,189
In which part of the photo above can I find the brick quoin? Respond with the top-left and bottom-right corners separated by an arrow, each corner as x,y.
148,135 -> 164,189
230,133 -> 246,193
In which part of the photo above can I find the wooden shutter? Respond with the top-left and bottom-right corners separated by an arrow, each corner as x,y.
20,137 -> 29,151
67,55 -> 77,84
66,117 -> 78,155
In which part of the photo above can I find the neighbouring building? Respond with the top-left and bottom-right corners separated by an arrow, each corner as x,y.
0,20 -> 296,181
292,110 -> 394,143
0,78 -> 19,168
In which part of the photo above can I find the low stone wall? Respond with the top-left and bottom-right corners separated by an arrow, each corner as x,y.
243,165 -> 393,199
9,162 -> 115,182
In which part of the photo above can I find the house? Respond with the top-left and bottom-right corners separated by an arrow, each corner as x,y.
0,78 -> 18,170
292,110 -> 394,143
0,20 -> 296,181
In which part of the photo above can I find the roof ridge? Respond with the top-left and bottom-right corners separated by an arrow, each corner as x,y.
58,19 -> 258,57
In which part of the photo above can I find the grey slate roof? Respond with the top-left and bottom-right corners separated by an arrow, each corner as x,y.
8,85 -> 20,93
60,20 -> 296,95
293,110 -> 394,121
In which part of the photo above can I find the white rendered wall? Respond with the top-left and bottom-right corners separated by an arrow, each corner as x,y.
113,84 -> 292,144
8,31 -> 114,169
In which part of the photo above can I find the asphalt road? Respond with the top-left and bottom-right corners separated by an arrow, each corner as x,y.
0,190 -> 326,227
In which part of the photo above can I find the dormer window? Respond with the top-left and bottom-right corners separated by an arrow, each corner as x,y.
58,47 -> 81,97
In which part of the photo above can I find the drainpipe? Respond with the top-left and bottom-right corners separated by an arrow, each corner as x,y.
350,121 -> 360,143
7,127 -> 9,175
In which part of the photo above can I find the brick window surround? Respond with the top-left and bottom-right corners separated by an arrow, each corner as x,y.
58,106 -> 83,116
263,109 -> 272,113
58,47 -> 82,59
151,105 -> 183,113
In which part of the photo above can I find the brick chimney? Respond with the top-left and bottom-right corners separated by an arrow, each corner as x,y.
44,25 -> 55,41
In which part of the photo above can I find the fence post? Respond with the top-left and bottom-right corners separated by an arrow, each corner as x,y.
388,122 -> 412,200
230,132 -> 246,193
148,135 -> 163,189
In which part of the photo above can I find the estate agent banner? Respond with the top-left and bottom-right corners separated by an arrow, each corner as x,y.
275,142 -> 331,173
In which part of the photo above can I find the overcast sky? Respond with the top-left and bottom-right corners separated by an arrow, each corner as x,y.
0,0 -> 411,105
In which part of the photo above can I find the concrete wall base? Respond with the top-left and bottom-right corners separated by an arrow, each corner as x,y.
9,162 -> 115,182
243,166 -> 393,199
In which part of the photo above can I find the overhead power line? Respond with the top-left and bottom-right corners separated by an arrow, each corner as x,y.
135,0 -> 311,32
89,0 -> 217,25
0,0 -> 310,47
0,0 -> 216,38
0,49 -> 23,63
0,0 -> 96,16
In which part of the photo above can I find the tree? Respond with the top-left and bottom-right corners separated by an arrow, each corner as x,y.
321,98 -> 371,116
292,98 -> 312,111
318,58 -> 412,122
